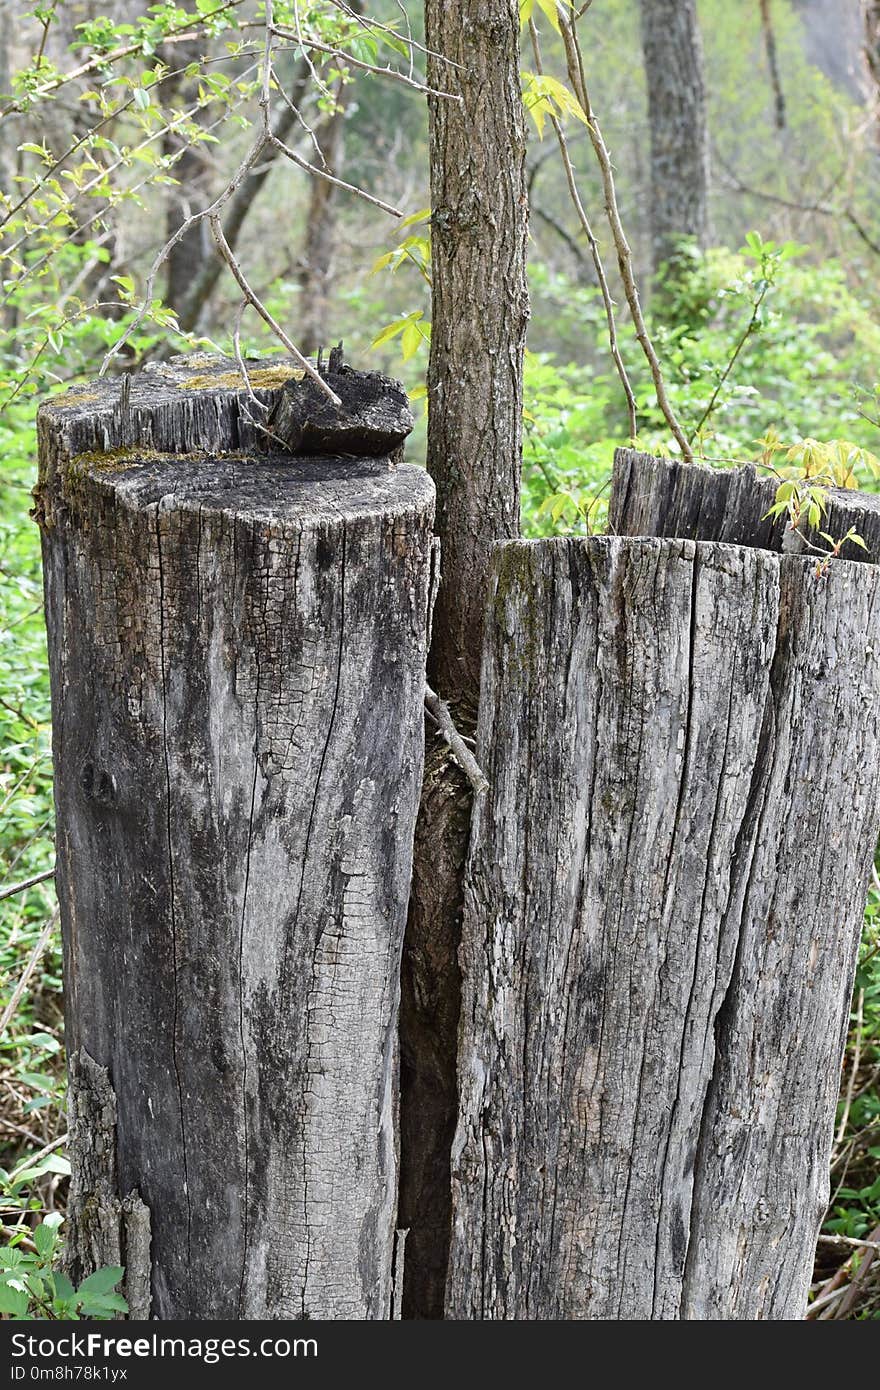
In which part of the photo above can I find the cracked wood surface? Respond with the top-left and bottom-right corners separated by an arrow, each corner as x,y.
39,360 -> 435,1319
447,536 -> 880,1319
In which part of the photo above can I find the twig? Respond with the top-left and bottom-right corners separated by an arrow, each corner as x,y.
424,685 -> 489,795
100,135 -> 270,373
689,278 -> 772,443
7,1133 -> 69,1185
231,301 -> 266,413
714,155 -> 880,259
0,1117 -> 45,1146
531,205 -> 595,278
270,24 -> 459,100
0,907 -> 60,1039
835,987 -> 864,1145
528,20 -> 637,438
327,0 -> 458,69
0,867 -> 55,905
208,215 -> 339,402
557,10 -> 693,460
269,133 -> 403,216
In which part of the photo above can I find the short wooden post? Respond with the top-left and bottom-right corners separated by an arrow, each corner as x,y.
38,356 -> 435,1319
447,536 -> 880,1319
610,446 -> 880,557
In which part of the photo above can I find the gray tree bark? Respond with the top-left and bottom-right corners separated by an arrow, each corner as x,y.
447,535 -> 880,1319
639,0 -> 710,273
399,0 -> 529,1318
38,356 -> 435,1319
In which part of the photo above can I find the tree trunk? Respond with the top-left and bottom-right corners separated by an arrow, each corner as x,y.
447,534 -> 880,1319
639,0 -> 710,274
399,0 -> 529,1318
38,356 -> 435,1319
161,41 -> 212,318
759,0 -> 787,130
866,0 -> 880,138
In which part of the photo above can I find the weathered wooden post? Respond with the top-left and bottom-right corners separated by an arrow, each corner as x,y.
37,355 -> 435,1320
447,533 -> 880,1319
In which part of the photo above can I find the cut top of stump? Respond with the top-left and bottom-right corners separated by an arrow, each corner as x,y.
36,353 -> 414,468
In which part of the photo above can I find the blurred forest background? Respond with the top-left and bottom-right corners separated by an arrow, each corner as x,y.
1,0 -> 879,1319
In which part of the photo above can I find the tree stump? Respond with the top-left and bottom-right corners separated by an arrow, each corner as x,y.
38,356 -> 435,1319
447,536 -> 880,1319
610,446 -> 880,559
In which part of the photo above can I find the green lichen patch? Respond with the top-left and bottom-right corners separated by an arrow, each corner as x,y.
181,366 -> 305,392
50,389 -> 100,409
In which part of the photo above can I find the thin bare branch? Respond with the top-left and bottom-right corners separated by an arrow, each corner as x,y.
0,867 -> 55,905
271,24 -> 459,100
208,213 -> 339,402
528,19 -> 637,438
0,908 -> 60,1040
269,133 -> 403,217
558,8 -> 693,459
99,134 -> 268,372
424,684 -> 489,795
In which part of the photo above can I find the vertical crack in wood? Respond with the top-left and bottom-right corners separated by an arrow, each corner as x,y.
153,499 -> 193,1313
236,584 -> 261,1317
391,1228 -> 408,1320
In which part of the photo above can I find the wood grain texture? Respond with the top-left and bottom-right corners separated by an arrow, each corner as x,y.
611,447 -> 880,561
39,360 -> 435,1319
447,536 -> 880,1320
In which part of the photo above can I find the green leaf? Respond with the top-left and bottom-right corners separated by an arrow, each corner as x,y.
0,1283 -> 29,1317
52,1270 -> 76,1301
845,531 -> 869,552
78,1292 -> 129,1317
400,319 -> 423,361
77,1266 -> 125,1297
535,0 -> 561,33
33,1221 -> 58,1259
